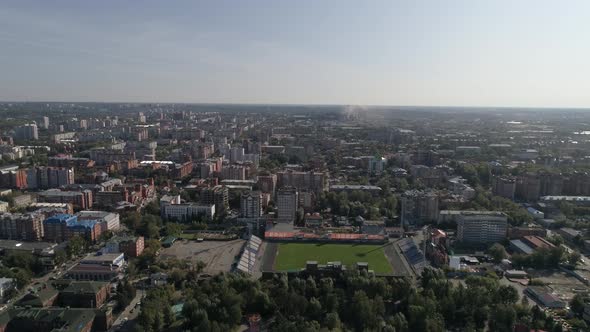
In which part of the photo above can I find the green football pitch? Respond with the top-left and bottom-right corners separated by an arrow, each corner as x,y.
273,243 -> 393,274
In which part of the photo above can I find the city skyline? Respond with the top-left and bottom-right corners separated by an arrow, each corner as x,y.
2,0 -> 590,108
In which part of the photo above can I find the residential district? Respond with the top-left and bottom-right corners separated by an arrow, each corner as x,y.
1,103 -> 590,331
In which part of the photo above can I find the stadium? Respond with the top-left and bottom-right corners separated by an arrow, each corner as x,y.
261,230 -> 415,277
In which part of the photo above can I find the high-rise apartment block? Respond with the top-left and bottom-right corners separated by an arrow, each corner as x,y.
401,190 -> 439,226
277,170 -> 325,194
457,212 -> 508,244
277,187 -> 298,223
492,176 -> 516,200
240,191 -> 262,218
15,123 -> 39,140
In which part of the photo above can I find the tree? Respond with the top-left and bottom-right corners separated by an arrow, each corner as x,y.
325,312 -> 341,330
164,222 -> 183,237
496,285 -> 518,304
488,243 -> 508,263
568,251 -> 582,266
115,280 -> 136,312
392,312 -> 409,332
54,250 -> 67,266
558,201 -> 574,217
122,212 -> 142,230
4,252 -> 43,274
142,220 -> 161,239
66,235 -> 86,258
489,305 -> 516,332
350,290 -> 380,331
145,201 -> 161,216
99,230 -> 114,242
0,267 -> 32,288
570,294 -> 586,315
547,234 -> 564,246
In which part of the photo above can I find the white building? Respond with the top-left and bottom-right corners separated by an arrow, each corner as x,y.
457,212 -> 508,244
0,277 -> 16,299
0,201 -> 8,213
161,202 -> 215,221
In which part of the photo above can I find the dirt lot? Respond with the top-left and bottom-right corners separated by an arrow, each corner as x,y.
159,239 -> 246,274
528,270 -> 589,302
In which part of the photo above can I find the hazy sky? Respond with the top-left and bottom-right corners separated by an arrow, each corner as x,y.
1,0 -> 590,107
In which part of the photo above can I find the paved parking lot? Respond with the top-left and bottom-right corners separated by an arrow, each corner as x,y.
159,239 -> 246,273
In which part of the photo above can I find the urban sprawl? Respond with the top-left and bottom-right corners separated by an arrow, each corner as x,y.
0,103 -> 589,331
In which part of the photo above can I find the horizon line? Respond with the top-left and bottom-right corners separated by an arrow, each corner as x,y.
1,99 -> 590,111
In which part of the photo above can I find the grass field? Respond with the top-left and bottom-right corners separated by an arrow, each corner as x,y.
178,233 -> 199,239
274,243 -> 393,274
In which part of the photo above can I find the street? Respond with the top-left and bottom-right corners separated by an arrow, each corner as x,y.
6,254 -> 85,308
109,288 -> 145,332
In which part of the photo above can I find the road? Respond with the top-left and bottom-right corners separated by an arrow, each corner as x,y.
499,276 -> 528,302
5,254 -> 85,308
109,289 -> 144,332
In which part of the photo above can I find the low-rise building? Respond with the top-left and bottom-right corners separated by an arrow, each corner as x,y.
507,225 -> 547,239
521,235 -> 555,250
150,272 -> 168,287
509,239 -> 534,255
0,307 -> 103,332
361,220 -> 386,235
12,194 -> 33,207
304,213 -> 323,228
505,270 -> 528,279
0,277 -> 15,300
526,286 -> 566,309
59,281 -> 111,308
0,201 -> 8,213
556,227 -> 584,243
67,253 -> 125,281
330,184 -> 382,195
104,235 -> 144,258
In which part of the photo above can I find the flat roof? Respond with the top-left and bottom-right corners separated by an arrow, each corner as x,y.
330,185 -> 382,190
541,195 -> 590,201
81,253 -> 124,263
0,239 -> 57,251
510,239 -> 534,255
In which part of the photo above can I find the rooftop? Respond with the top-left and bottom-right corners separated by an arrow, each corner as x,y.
331,185 -> 382,190
0,239 -> 57,252
510,239 -> 534,255
61,281 -> 108,295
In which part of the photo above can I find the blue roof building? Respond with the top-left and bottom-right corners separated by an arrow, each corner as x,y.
43,214 -> 77,225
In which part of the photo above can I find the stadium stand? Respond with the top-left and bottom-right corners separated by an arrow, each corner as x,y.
398,238 -> 426,273
237,235 -> 262,275
264,231 -> 386,243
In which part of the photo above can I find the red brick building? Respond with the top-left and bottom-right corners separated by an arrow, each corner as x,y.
119,236 -> 144,257
59,281 -> 111,308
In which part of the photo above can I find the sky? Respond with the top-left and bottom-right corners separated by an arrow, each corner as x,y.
1,0 -> 590,107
